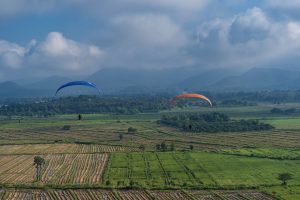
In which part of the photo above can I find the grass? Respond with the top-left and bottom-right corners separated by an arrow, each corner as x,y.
263,186 -> 300,200
263,118 -> 300,129
221,148 -> 300,160
105,151 -> 300,188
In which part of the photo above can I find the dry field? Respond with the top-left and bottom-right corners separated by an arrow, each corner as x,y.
0,144 -> 138,155
0,189 -> 277,200
149,190 -> 191,200
0,154 -> 108,185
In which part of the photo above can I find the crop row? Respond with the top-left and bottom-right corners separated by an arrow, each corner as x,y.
0,189 -> 276,200
105,151 -> 300,187
0,154 -> 108,185
0,144 -> 138,155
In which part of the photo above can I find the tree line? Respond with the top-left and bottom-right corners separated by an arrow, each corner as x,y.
0,95 -> 172,116
159,112 -> 274,133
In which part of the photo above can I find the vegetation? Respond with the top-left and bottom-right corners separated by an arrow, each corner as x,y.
221,148 -> 300,160
220,99 -> 257,107
278,173 -> 293,185
33,156 -> 45,181
127,127 -> 137,133
271,108 -> 297,115
105,151 -> 300,188
1,100 -> 300,199
159,112 -> 274,133
0,95 -> 172,116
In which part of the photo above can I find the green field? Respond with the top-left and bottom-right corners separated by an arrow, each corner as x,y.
105,151 -> 300,188
263,186 -> 300,200
1,103 -> 300,199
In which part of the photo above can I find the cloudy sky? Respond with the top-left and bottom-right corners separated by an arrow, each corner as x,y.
0,0 -> 300,80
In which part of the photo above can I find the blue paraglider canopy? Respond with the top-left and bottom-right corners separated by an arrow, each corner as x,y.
55,81 -> 100,95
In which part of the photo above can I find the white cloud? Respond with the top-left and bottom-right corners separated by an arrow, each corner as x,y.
104,14 -> 189,69
192,7 -> 300,68
288,22 -> 300,40
0,40 -> 26,69
0,32 -> 105,77
112,14 -> 186,48
228,7 -> 271,43
39,32 -> 81,56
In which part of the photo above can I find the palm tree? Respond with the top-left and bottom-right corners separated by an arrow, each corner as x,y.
33,156 -> 45,181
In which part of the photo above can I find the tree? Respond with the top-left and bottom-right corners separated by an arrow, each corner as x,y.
170,143 -> 175,151
155,144 -> 161,151
161,142 -> 167,152
139,144 -> 145,151
128,127 -> 137,134
62,125 -> 71,130
278,173 -> 292,185
119,134 -> 123,141
33,156 -> 45,181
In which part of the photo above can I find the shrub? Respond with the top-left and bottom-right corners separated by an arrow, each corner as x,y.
62,125 -> 71,130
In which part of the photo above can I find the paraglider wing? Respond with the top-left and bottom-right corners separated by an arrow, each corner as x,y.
55,81 -> 100,95
173,93 -> 212,107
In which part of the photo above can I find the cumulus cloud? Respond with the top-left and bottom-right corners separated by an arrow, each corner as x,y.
288,22 -> 300,40
111,14 -> 186,48
191,7 -> 300,68
0,32 -> 105,78
228,7 -> 271,43
104,14 -> 188,68
2,0 -> 300,80
0,40 -> 26,69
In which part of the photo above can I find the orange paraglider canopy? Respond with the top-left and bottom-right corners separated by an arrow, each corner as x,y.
173,93 -> 212,107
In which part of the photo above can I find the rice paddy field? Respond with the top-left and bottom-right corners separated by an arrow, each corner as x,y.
0,189 -> 277,200
0,103 -> 300,199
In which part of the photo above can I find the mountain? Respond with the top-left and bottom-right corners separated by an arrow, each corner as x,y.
0,81 -> 47,98
2,67 -> 300,98
176,69 -> 238,91
27,76 -> 72,91
209,68 -> 300,91
87,68 -> 202,94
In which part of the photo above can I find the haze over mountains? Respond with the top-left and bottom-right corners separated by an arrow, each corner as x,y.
0,67 -> 300,98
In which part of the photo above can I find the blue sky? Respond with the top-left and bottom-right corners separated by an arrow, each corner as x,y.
0,0 -> 300,80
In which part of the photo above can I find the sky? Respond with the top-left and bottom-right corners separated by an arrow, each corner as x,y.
0,0 -> 300,81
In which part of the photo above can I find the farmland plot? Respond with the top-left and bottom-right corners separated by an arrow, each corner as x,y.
215,190 -> 247,200
42,154 -> 108,184
150,190 -> 191,200
189,152 -> 300,186
239,190 -> 275,200
263,186 -> 300,200
188,190 -> 222,200
2,189 -> 117,200
0,154 -> 108,185
105,152 -> 204,187
117,190 -> 152,200
107,152 -> 300,188
0,144 -> 137,155
0,155 -> 35,184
